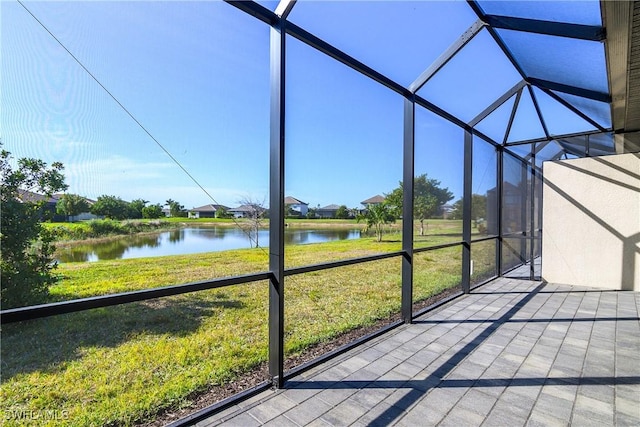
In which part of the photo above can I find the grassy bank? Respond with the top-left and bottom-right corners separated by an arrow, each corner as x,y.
46,218 -> 465,241
1,232 -> 494,426
44,217 -> 247,242
46,219 -> 176,242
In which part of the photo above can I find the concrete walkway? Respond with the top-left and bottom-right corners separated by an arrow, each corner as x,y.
197,278 -> 640,426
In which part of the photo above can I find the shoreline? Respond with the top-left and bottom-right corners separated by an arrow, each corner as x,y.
52,219 -> 367,247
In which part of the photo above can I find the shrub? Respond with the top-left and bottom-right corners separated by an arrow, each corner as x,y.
87,219 -> 123,237
1,147 -> 67,308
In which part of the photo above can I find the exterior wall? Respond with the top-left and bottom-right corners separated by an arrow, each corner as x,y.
230,210 -> 250,218
69,212 -> 100,222
288,203 -> 308,216
189,211 -> 216,219
542,153 -> 640,291
317,209 -> 337,218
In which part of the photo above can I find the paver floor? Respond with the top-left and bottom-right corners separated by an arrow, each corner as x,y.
195,277 -> 640,426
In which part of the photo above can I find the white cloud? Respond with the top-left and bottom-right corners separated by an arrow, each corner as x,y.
63,154 -> 267,208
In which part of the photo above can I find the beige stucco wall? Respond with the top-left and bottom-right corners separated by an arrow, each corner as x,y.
542,153 -> 640,291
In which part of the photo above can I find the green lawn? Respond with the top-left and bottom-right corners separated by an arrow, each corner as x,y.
2,225 -> 495,426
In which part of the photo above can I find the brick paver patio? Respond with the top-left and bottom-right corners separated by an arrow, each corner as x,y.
194,277 -> 640,426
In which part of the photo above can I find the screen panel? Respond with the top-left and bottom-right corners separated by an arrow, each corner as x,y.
414,106 -> 464,249
2,1 -> 271,307
285,35 -> 403,268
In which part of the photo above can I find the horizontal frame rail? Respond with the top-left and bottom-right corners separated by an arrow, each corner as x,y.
502,232 -> 542,239
411,289 -> 464,319
504,129 -> 612,147
284,251 -> 405,276
284,319 -> 404,380
167,380 -> 273,427
501,260 -> 537,277
413,241 -> 463,254
0,272 -> 272,324
470,235 -> 499,244
502,231 -> 526,238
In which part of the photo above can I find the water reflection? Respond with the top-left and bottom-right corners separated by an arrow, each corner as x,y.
286,229 -> 355,245
56,226 -> 361,263
58,234 -> 163,262
168,229 -> 184,243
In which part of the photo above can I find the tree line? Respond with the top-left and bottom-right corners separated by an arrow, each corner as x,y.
0,145 -> 194,308
56,194 -> 188,221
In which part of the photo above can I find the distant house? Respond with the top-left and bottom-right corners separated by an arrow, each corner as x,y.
17,189 -> 58,206
316,204 -> 341,219
188,204 -> 229,219
361,195 -> 385,208
52,193 -> 98,221
440,203 -> 454,219
228,204 -> 266,219
17,190 -> 97,221
284,196 -> 308,217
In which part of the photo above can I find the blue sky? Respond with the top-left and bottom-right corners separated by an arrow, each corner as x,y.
2,0 -> 604,210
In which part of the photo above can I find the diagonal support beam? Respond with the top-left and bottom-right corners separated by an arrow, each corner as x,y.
528,85 -> 550,139
552,150 -> 566,160
503,88 -> 523,144
527,78 -> 611,103
484,15 -> 605,41
409,19 -> 487,94
555,140 -> 588,157
225,0 -> 277,25
286,21 -> 411,99
504,129 -> 607,147
538,87 -> 608,133
524,140 -> 552,161
469,80 -> 527,127
275,0 -> 296,19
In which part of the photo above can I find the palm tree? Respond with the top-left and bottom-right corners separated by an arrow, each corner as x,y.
356,203 -> 396,242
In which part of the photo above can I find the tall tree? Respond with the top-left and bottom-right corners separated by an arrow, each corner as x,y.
450,194 -> 488,229
1,146 -> 67,308
142,203 -> 164,219
128,198 -> 148,219
91,195 -> 130,220
335,205 -> 349,219
386,174 -> 454,236
165,199 -> 185,217
56,193 -> 89,221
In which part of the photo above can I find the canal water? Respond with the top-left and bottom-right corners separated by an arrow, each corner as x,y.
56,226 -> 362,263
